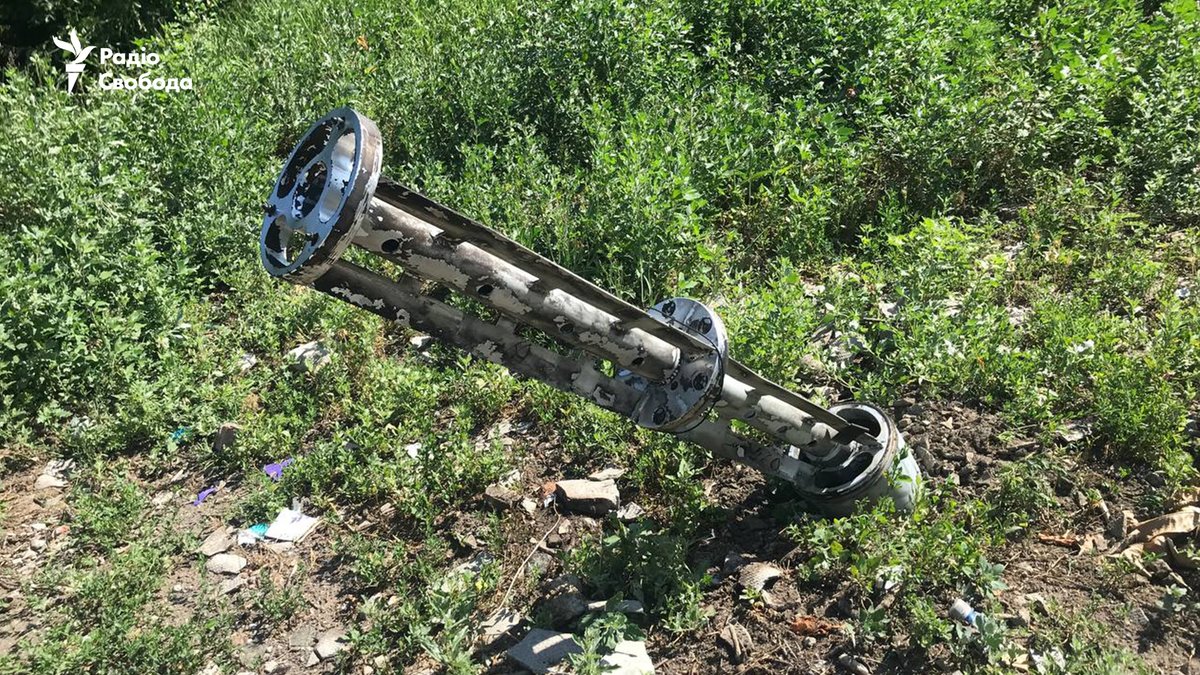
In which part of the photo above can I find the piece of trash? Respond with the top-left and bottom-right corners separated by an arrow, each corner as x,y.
718,623 -> 753,664
193,485 -> 219,506
587,467 -> 626,481
263,458 -> 294,481
600,640 -> 656,675
554,478 -> 620,515
877,300 -> 899,318
34,459 -> 74,489
287,340 -> 332,373
835,652 -> 871,675
237,524 -> 269,546
789,615 -> 846,637
409,334 -> 434,350
170,426 -> 191,443
1071,339 -> 1095,354
404,442 -> 422,459
265,508 -> 320,543
1030,648 -> 1066,674
206,553 -> 247,575
507,628 -> 581,673
616,503 -> 645,521
479,608 -> 522,645
198,527 -> 235,557
738,562 -> 783,592
1176,286 -> 1191,300
314,627 -> 346,660
1109,506 -> 1200,571
949,598 -> 980,626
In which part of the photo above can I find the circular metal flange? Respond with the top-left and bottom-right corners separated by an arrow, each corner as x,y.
792,402 -> 920,516
260,107 -> 383,284
619,298 -> 728,432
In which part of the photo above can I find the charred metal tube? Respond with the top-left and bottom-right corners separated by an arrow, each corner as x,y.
259,108 -> 921,516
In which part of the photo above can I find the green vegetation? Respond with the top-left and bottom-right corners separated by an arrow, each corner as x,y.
0,0 -> 1198,671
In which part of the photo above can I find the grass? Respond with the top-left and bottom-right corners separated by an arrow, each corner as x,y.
0,0 -> 1198,671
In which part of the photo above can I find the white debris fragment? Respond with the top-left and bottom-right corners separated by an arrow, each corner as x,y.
404,442 -> 422,459
507,629 -> 582,674
238,353 -> 259,372
287,341 -> 332,373
738,562 -> 783,592
409,334 -> 434,350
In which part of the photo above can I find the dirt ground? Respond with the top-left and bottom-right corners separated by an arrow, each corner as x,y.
2,400 -> 1198,674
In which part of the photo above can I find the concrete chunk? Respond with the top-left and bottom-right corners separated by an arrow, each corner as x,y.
554,479 -> 619,515
206,553 -> 247,575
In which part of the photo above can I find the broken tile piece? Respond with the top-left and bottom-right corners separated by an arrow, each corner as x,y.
507,629 -> 581,674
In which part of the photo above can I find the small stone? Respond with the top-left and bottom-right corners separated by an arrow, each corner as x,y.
484,484 -> 521,510
718,623 -> 752,664
152,491 -> 173,506
206,553 -> 247,575
479,608 -> 521,644
287,340 -> 332,373
554,479 -> 620,515
409,334 -> 434,350
803,636 -> 817,648
220,576 -> 247,595
599,640 -> 655,675
543,593 -> 588,627
306,652 -> 320,667
835,653 -> 871,675
29,522 -> 46,531
315,627 -> 346,659
263,660 -> 279,673
520,498 -> 538,514
199,528 -> 235,557
289,625 -> 316,651
616,503 -> 645,521
214,423 -> 241,453
507,629 -> 581,673
34,475 -> 67,490
29,538 -> 46,550
587,467 -> 626,481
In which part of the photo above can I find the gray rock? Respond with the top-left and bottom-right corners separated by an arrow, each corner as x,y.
507,629 -> 581,674
554,479 -> 620,515
219,576 -> 246,595
205,553 -> 247,575
289,625 -> 315,651
718,623 -> 752,664
199,527 -> 235,557
33,475 -> 66,490
544,593 -> 588,627
479,608 -> 521,644
600,640 -> 655,675
287,341 -> 332,373
588,467 -> 626,481
484,484 -> 521,510
314,627 -> 346,659
262,660 -> 280,673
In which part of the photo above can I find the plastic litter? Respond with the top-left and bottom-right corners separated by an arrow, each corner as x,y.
263,458 -> 294,481
949,598 -> 980,626
193,486 -> 218,506
265,508 -> 319,542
